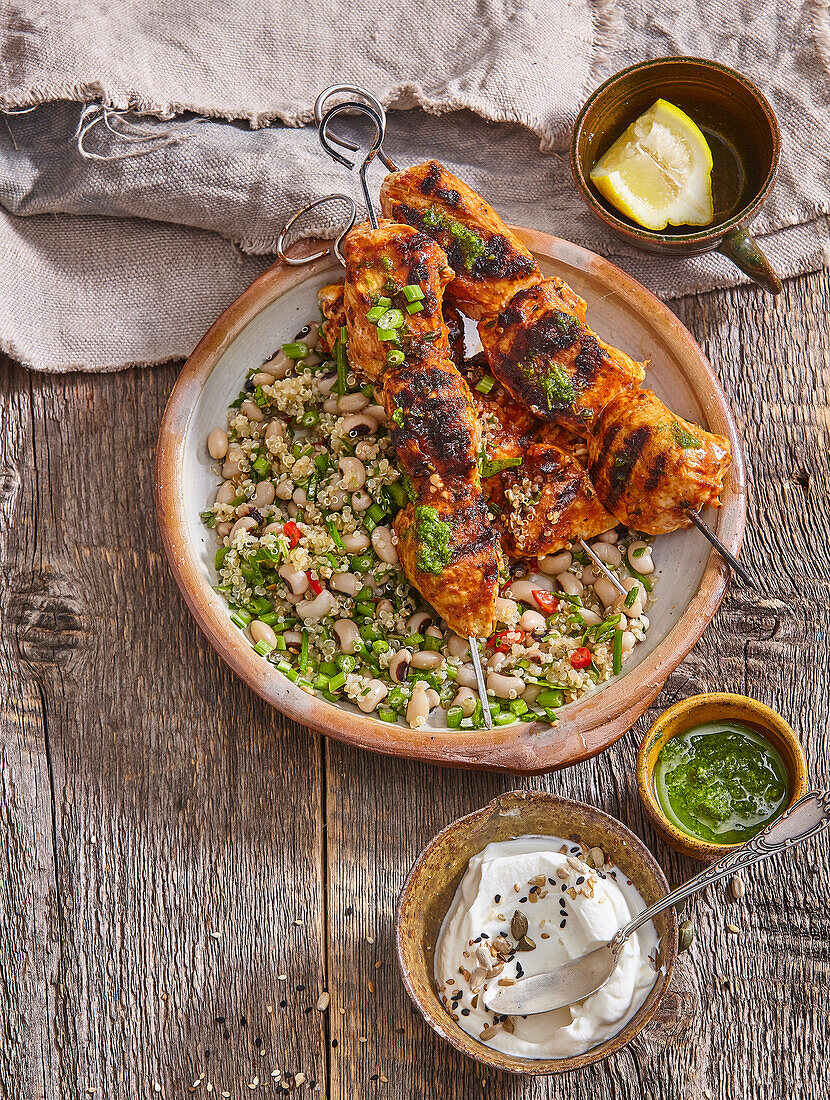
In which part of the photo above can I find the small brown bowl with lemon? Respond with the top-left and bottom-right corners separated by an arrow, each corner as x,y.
571,57 -> 782,293
636,693 -> 808,860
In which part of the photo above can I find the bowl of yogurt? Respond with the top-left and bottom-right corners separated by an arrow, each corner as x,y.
396,790 -> 677,1074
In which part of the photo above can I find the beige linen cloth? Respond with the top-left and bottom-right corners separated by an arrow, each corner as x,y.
1,0 -> 829,371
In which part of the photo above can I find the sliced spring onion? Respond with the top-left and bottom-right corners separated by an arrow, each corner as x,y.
423,634 -> 443,652
406,301 -> 424,314
612,629 -> 623,675
377,706 -> 398,723
230,610 -> 252,629
402,284 -> 425,302
376,327 -> 397,342
327,521 -> 345,551
386,348 -> 405,365
282,341 -> 309,359
475,374 -> 496,394
300,630 -> 309,672
536,687 -> 564,708
252,639 -> 274,657
335,334 -> 348,395
366,305 -> 386,322
446,706 -> 464,729
328,671 -> 347,691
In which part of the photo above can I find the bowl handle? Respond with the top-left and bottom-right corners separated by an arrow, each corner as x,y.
718,226 -> 782,295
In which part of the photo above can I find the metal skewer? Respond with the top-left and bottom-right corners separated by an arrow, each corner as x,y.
685,508 -> 758,590
317,95 -> 493,729
579,539 -> 628,597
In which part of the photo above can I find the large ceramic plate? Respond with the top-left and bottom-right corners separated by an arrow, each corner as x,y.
155,229 -> 745,774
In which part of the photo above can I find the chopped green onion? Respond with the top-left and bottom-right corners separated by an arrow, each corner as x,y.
300,630 -> 309,672
328,671 -> 347,691
351,553 -> 374,573
251,452 -> 270,477
375,295 -> 392,309
624,561 -> 653,592
282,341 -> 309,359
259,611 -> 279,626
494,712 -> 517,726
404,633 -> 425,646
402,284 -> 425,302
377,308 -> 405,329
200,509 -> 216,527
624,586 -> 638,608
509,699 -> 529,715
612,629 -> 623,675
406,301 -> 424,314
385,481 -> 408,508
475,374 -> 496,394
356,601 -> 375,617
423,634 -> 442,652
253,639 -> 274,657
274,634 -> 287,651
377,706 -> 398,723
536,687 -> 565,708
366,305 -> 386,322
367,502 -> 387,524
313,673 -> 331,691
376,327 -> 397,342
386,348 -> 405,365
230,610 -> 252,629
215,546 -> 229,570
446,705 -> 464,729
298,410 -> 320,429
543,707 -> 560,723
372,640 -> 390,655
631,545 -> 646,558
335,335 -> 348,395
327,521 -> 345,551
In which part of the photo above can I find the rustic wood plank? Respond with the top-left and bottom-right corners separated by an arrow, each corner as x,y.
0,360 -> 328,1099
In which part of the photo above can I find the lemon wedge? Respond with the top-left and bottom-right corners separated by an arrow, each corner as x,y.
589,99 -> 714,231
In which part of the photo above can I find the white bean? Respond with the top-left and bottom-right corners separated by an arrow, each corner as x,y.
357,679 -> 388,714
283,630 -> 303,647
519,609 -> 547,633
411,650 -> 444,670
538,550 -> 572,575
251,371 -> 275,386
621,630 -> 636,654
452,687 -> 478,717
252,480 -> 275,508
365,404 -> 387,425
331,572 -> 362,596
296,590 -> 337,621
240,399 -> 264,422
265,420 -> 285,440
250,620 -> 277,648
579,608 -> 602,626
615,577 -> 644,619
408,612 -> 433,634
292,487 -> 307,507
486,672 -> 525,700
590,542 -> 622,567
506,579 -> 553,610
334,619 -> 360,654
596,528 -> 618,544
326,488 -> 349,511
274,479 -> 294,500
338,392 -> 369,413
215,480 -> 235,505
323,397 -> 340,415
425,688 -> 440,710
222,452 -> 243,479
447,635 -> 469,659
261,522 -> 281,537
341,530 -> 370,553
371,526 -> 398,564
230,516 -> 257,540
316,372 -> 339,395
406,681 -> 431,728
487,651 -> 507,672
269,351 -> 292,379
350,489 -> 372,511
522,683 -> 542,705
278,565 -> 309,596
627,541 -> 655,575
455,664 -> 478,688
355,441 -> 377,461
640,614 -> 650,631
216,521 -> 231,537
338,457 -> 367,491
556,572 -> 584,597
594,576 -> 621,608
208,428 -> 229,460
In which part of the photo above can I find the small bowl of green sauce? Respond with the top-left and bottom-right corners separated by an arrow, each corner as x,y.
636,694 -> 808,860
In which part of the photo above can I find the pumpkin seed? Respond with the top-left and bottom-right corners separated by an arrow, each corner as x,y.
730,874 -> 745,899
678,919 -> 695,953
511,910 -> 528,940
516,935 -> 536,951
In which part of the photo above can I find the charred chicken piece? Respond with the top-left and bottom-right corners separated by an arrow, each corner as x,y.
318,281 -> 465,368
485,443 -> 617,559
342,221 -> 502,637
380,160 -> 540,320
383,349 -> 481,480
394,481 -> 501,639
587,388 -> 732,535
343,219 -> 454,380
478,278 -> 645,433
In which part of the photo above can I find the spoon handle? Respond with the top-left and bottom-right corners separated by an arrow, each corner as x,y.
617,790 -> 830,945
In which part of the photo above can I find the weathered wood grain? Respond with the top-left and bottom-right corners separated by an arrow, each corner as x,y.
2,267 -> 829,1100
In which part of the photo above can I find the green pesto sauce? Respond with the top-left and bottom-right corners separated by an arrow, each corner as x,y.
670,420 -> 703,449
421,206 -> 486,271
521,358 -> 576,410
655,721 -> 789,845
413,504 -> 452,574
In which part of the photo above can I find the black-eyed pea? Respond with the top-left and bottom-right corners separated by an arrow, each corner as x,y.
252,480 -> 275,508
240,399 -> 264,422
486,672 -> 524,700
251,371 -> 276,386
537,550 -> 572,575
556,572 -> 584,597
452,686 -> 478,717
334,619 -> 360,654
371,526 -> 398,564
341,530 -> 370,553
215,480 -> 236,505
411,650 -> 444,671
250,620 -> 277,649
447,635 -> 470,659
589,541 -> 622,567
406,681 -> 431,728
229,516 -> 258,540
357,679 -> 388,714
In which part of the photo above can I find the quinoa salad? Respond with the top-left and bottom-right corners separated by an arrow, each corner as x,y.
200,317 -> 658,731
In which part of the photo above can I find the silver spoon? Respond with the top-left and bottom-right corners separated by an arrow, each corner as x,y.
483,789 -> 830,1017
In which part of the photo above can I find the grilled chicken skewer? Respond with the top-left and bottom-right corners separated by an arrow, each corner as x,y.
341,219 -> 503,648
381,160 -> 743,580
381,161 -> 645,434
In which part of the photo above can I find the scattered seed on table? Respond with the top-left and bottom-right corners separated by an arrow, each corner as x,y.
727,923 -> 740,934
730,875 -> 745,899
316,991 -> 330,1011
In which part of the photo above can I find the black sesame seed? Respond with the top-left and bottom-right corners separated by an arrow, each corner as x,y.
570,846 -> 580,853
215,1016 -> 226,1024
239,1015 -> 247,1027
279,1000 -> 287,1008
461,1008 -> 471,1016
296,984 -> 306,991
516,963 -> 524,977
561,884 -> 568,892
519,896 -> 528,903
576,876 -> 585,885
548,878 -> 555,885
530,885 -> 539,894
495,894 -> 502,903
331,1039 -> 338,1048
560,919 -> 567,928
481,932 -> 489,939
223,1030 -> 230,1040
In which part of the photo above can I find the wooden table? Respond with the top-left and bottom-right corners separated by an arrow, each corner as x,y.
3,271 -> 828,1100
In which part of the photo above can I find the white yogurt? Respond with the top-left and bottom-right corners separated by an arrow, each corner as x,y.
434,835 -> 659,1059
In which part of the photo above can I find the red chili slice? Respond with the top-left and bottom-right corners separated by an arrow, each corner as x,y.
570,646 -> 592,670
532,590 -> 561,615
283,520 -> 302,548
487,629 -> 525,652
306,571 -> 323,596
